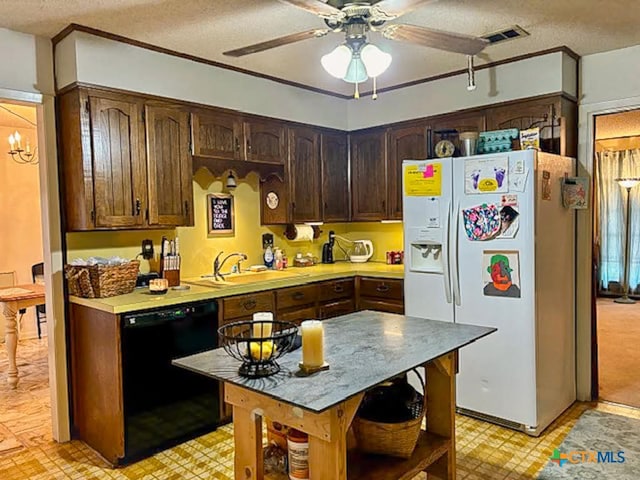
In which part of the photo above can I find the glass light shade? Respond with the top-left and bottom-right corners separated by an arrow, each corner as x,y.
321,45 -> 352,79
361,43 -> 392,77
343,56 -> 368,83
616,177 -> 640,189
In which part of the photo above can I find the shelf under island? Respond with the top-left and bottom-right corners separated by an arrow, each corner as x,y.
173,310 -> 496,480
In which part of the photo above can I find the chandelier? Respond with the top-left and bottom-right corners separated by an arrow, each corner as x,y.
8,130 -> 38,164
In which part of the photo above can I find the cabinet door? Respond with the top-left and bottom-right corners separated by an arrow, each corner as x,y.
278,306 -> 318,326
89,96 -> 146,228
146,105 -> 194,226
431,112 -> 486,156
321,132 -> 349,222
387,125 -> 427,220
244,119 -> 286,164
485,97 -> 560,153
319,299 -> 356,320
351,130 -> 387,221
288,126 -> 321,222
192,110 -> 242,160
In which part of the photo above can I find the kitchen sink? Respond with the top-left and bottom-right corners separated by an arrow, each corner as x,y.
184,270 -> 309,288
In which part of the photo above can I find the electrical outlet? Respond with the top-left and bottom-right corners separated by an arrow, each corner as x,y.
141,239 -> 154,260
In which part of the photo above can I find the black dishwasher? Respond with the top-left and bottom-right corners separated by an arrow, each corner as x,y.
121,300 -> 220,463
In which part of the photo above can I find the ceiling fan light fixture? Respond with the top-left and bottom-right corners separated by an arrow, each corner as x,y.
343,55 -> 368,83
361,43 -> 392,77
321,44 -> 352,79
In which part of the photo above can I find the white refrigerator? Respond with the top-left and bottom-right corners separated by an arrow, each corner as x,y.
403,150 -> 576,435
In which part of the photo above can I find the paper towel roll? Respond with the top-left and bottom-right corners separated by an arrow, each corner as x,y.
286,224 -> 315,242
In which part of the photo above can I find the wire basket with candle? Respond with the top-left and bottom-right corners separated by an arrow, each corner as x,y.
218,319 -> 299,378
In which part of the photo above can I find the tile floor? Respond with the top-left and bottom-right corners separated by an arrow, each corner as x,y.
2,338 -> 639,479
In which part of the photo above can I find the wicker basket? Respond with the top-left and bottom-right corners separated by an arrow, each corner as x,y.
65,260 -> 140,298
352,369 -> 426,459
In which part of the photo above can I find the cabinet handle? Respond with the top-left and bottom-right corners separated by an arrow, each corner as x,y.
376,284 -> 390,293
246,139 -> 252,153
333,285 -> 344,293
242,300 -> 257,311
292,292 -> 305,301
382,200 -> 386,211
324,201 -> 328,211
135,198 -> 141,216
292,202 -> 296,211
235,138 -> 240,152
184,201 -> 189,216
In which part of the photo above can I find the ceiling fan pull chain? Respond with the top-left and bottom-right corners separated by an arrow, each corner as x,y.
372,76 -> 378,100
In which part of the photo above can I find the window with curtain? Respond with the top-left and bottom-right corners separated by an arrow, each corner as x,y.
595,148 -> 640,293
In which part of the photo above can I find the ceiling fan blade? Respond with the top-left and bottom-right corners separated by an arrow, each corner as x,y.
372,0 -> 434,19
381,24 -> 489,55
277,0 -> 343,19
223,29 -> 331,57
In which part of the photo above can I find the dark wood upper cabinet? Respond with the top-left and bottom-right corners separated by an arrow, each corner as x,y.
244,119 -> 286,164
386,125 -> 427,220
89,95 -> 146,228
191,110 -> 242,160
191,111 -> 285,164
485,97 -> 567,154
288,126 -> 321,223
350,130 -> 387,221
145,105 -> 194,227
431,112 -> 486,156
321,132 -> 349,222
58,87 -> 195,231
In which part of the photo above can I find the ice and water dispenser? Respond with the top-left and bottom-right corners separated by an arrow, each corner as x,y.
407,227 -> 445,274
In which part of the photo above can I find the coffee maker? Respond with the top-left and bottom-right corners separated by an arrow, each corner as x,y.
321,230 -> 335,264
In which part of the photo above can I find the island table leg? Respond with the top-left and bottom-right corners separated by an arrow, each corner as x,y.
232,405 -> 264,480
424,352 -> 456,480
3,301 -> 19,389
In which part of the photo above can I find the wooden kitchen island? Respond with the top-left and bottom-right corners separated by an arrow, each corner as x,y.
174,311 -> 495,480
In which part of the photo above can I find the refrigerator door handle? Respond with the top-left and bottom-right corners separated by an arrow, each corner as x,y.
452,200 -> 462,306
443,199 -> 452,304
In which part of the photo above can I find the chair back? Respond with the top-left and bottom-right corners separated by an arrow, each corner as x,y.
32,262 -> 45,285
0,271 -> 16,288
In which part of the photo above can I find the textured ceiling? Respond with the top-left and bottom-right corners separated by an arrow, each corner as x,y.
596,110 -> 640,140
1,0 -> 640,95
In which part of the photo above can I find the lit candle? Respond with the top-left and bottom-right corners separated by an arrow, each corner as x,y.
252,312 -> 273,338
25,139 -> 30,154
301,320 -> 324,368
8,134 -> 15,151
14,131 -> 21,149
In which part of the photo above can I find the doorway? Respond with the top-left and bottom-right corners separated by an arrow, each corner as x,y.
593,109 -> 640,408
0,101 -> 52,452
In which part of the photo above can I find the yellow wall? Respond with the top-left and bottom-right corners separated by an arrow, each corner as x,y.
65,168 -> 404,279
0,124 -> 43,339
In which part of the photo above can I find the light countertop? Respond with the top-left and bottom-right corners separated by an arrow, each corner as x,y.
69,262 -> 404,314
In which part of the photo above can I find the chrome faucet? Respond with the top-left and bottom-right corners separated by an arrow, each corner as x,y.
213,251 -> 248,281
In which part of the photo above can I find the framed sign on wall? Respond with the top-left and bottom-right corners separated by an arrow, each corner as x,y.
207,193 -> 234,235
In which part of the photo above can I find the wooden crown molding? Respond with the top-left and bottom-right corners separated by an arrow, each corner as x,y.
52,24 -> 580,102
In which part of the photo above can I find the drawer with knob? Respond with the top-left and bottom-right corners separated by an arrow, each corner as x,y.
222,292 -> 274,322
359,277 -> 404,301
276,284 -> 318,310
318,278 -> 354,302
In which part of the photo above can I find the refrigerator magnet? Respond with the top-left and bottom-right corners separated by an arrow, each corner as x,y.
482,250 -> 521,298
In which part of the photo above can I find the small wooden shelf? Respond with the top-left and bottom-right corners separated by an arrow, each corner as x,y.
347,431 -> 450,480
264,431 -> 449,480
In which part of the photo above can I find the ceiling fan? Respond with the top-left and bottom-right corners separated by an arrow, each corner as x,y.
223,0 -> 489,97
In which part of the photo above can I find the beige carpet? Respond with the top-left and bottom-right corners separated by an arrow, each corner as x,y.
597,298 -> 640,408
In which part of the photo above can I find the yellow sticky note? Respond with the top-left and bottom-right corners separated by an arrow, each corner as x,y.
404,163 -> 442,196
